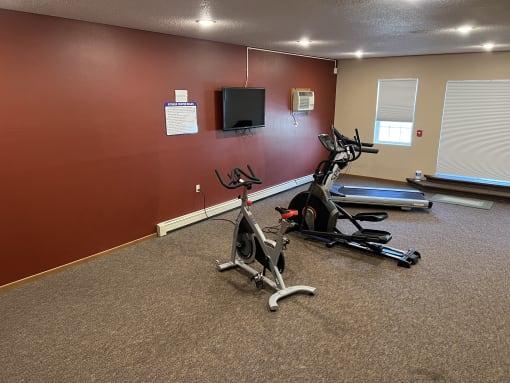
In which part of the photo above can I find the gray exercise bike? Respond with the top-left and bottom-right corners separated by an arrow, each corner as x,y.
215,165 -> 316,311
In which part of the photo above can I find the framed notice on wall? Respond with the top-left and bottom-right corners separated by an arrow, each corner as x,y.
164,102 -> 198,136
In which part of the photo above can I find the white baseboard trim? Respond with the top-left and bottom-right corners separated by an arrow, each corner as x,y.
156,175 -> 312,237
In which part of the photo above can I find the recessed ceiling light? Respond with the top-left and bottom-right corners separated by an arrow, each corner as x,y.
355,50 -> 364,58
196,19 -> 216,26
298,38 -> 312,46
457,25 -> 473,34
483,42 -> 495,51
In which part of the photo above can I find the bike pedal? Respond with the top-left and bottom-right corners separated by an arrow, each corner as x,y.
252,273 -> 264,289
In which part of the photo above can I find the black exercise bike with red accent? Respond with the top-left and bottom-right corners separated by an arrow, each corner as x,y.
287,127 -> 421,268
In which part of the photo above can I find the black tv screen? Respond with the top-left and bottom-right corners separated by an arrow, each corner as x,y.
222,87 -> 265,131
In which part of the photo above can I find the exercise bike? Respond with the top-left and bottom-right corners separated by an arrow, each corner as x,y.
215,165 -> 316,311
288,127 -> 421,268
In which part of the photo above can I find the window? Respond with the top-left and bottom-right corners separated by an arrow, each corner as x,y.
374,79 -> 418,146
437,80 -> 510,185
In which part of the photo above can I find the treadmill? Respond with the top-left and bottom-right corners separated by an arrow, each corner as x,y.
326,127 -> 433,211
330,184 -> 432,210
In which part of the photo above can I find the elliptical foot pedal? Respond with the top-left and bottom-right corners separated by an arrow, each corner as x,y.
353,212 -> 388,222
352,229 -> 392,244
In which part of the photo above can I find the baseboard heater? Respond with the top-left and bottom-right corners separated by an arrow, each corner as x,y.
156,175 -> 312,237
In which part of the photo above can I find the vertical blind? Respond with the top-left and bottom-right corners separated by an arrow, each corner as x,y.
437,80 -> 510,184
376,79 -> 418,122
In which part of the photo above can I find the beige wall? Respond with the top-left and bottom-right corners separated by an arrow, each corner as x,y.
334,51 -> 510,182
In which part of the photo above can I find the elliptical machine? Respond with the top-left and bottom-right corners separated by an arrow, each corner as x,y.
215,165 -> 316,311
288,127 -> 421,268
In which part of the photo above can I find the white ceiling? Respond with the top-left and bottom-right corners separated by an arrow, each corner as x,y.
1,0 -> 510,59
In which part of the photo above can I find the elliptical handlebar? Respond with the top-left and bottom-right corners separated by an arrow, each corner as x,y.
359,147 -> 379,154
332,126 -> 379,157
333,126 -> 375,148
215,164 -> 262,190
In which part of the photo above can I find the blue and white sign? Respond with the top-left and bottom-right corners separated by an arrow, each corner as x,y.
164,102 -> 198,136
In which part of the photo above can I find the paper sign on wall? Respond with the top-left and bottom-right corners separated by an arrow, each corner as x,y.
175,90 -> 188,102
164,102 -> 198,136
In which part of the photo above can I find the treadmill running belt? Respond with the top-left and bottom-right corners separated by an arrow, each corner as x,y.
334,186 -> 426,200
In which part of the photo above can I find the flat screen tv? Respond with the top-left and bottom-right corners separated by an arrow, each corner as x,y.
222,87 -> 265,131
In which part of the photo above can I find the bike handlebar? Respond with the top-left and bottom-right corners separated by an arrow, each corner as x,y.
214,165 -> 262,190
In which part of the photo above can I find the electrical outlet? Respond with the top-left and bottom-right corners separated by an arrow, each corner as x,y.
196,184 -> 201,193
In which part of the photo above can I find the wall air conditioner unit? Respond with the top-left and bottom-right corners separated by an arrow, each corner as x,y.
292,90 -> 314,112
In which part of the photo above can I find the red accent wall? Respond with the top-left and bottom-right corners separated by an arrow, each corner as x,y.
0,9 -> 336,286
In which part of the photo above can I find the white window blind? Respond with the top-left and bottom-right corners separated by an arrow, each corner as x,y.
374,79 -> 418,145
376,79 -> 418,122
437,80 -> 510,184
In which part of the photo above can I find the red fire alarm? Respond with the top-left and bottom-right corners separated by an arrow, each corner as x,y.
416,129 -> 423,137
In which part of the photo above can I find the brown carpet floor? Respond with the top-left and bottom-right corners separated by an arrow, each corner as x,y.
1,177 -> 509,382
